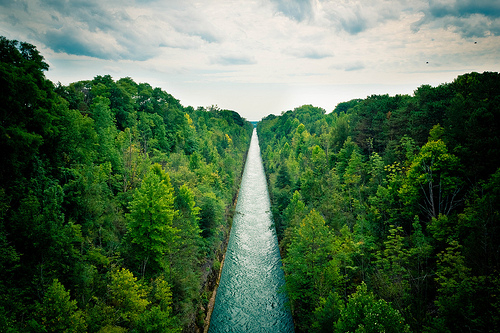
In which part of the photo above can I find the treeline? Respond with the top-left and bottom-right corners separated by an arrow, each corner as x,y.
257,72 -> 500,332
0,36 -> 253,332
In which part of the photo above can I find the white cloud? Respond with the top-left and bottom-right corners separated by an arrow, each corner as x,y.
413,0 -> 500,37
0,0 -> 499,120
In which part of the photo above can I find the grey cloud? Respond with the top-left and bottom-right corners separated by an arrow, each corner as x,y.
195,32 -> 219,44
302,51 -> 332,59
428,0 -> 500,18
344,62 -> 365,71
0,0 -> 221,60
290,48 -> 333,59
210,55 -> 256,66
40,0 -> 119,31
166,4 -> 223,44
271,0 -> 315,22
0,0 -> 151,60
173,23 -> 221,44
320,0 -> 401,36
159,39 -> 199,50
44,29 -> 97,58
330,61 -> 365,72
337,10 -> 368,35
414,0 -> 500,37
40,26 -> 156,61
0,0 -> 27,11
42,25 -> 157,61
453,16 -> 500,38
1,0 -> 27,25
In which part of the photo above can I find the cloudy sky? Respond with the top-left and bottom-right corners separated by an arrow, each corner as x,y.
1,0 -> 499,120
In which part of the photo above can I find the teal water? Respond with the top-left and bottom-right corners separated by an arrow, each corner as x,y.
208,129 -> 295,333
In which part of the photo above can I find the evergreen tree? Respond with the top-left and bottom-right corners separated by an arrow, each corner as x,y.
126,164 -> 179,278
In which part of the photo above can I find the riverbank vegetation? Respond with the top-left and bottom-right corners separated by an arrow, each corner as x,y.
0,36 -> 253,332
257,72 -> 500,332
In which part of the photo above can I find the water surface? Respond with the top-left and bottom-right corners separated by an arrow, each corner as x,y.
208,129 -> 294,333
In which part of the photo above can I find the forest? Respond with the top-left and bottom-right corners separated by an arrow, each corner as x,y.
257,72 -> 500,332
0,36 -> 254,332
2,34 -> 500,333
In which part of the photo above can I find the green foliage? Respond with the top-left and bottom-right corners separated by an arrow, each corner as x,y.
280,191 -> 307,252
136,305 -> 180,333
428,240 -> 496,332
107,268 -> 150,328
400,139 -> 464,220
312,291 -> 344,333
257,73 -> 500,332
35,279 -> 86,332
373,226 -> 410,311
0,37 -> 48,177
171,184 -> 203,324
0,36 -> 252,332
198,191 -> 223,238
336,283 -> 410,333
283,210 -> 343,332
445,72 -> 500,180
4,35 -> 500,333
126,164 -> 179,277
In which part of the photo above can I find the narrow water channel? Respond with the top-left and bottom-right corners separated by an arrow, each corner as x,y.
208,129 -> 295,333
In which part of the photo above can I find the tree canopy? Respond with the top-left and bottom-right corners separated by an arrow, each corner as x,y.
257,73 -> 500,332
0,36 -> 253,332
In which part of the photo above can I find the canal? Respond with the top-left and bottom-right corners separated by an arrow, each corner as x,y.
208,129 -> 295,332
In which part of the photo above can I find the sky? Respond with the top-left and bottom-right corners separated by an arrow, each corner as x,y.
1,0 -> 499,121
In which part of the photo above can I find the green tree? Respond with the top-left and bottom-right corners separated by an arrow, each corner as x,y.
276,164 -> 292,189
343,149 -> 366,205
34,279 -> 86,333
301,168 -> 324,206
445,72 -> 500,181
431,241 -> 472,332
329,113 -> 350,154
91,96 -> 121,171
283,210 -> 339,332
0,37 -> 54,185
335,282 -> 411,333
407,216 -> 433,329
312,291 -> 344,333
368,151 -> 385,188
311,145 -> 327,176
171,184 -> 203,321
400,139 -> 464,220
126,164 -> 179,277
280,191 -> 307,253
198,191 -> 222,238
292,123 -> 309,157
373,226 -> 410,312
137,276 -> 180,332
107,268 -> 150,329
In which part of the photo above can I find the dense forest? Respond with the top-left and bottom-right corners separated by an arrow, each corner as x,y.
3,34 -> 500,333
257,72 -> 500,332
0,36 -> 254,332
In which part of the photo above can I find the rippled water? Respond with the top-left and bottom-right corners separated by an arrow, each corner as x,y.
208,129 -> 295,333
